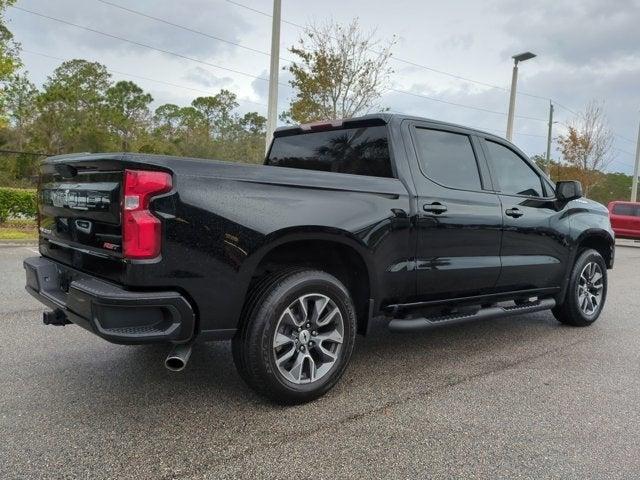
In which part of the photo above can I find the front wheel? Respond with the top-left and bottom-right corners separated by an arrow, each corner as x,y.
232,269 -> 357,404
552,249 -> 607,327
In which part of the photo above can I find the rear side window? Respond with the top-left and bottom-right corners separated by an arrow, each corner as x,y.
485,140 -> 543,197
413,128 -> 482,191
612,203 -> 637,216
266,125 -> 393,178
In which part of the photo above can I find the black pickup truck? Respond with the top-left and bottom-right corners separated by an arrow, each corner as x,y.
24,113 -> 614,403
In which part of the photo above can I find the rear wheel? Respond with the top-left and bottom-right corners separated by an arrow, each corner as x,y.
232,269 -> 357,404
552,249 -> 607,327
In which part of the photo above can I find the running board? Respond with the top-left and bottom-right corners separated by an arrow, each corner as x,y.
388,298 -> 556,333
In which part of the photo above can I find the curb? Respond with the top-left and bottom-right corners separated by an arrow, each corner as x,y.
616,240 -> 640,248
0,240 -> 38,248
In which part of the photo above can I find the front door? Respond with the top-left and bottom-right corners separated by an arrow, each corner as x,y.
405,123 -> 503,301
481,138 -> 571,291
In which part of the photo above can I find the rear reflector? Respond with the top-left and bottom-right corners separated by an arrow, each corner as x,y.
123,169 -> 172,259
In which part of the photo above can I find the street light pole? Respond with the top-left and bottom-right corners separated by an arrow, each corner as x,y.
506,52 -> 536,142
631,115 -> 640,202
506,64 -> 519,141
545,101 -> 554,176
265,0 -> 282,154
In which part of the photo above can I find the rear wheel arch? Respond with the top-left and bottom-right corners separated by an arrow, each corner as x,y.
245,232 -> 375,335
232,268 -> 358,403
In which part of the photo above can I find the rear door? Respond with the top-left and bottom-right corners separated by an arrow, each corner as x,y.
404,121 -> 502,300
481,138 -> 570,291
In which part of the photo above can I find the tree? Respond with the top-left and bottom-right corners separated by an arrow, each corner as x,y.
0,74 -> 39,179
282,18 -> 395,124
0,0 -> 19,79
3,73 -> 37,149
589,171 -> 632,205
151,91 -> 266,163
191,89 -> 238,140
0,0 -> 23,127
149,103 -> 182,154
33,60 -> 113,154
217,111 -> 267,162
152,103 -> 210,158
0,57 -> 271,185
239,111 -> 266,135
105,80 -> 153,150
556,101 -> 614,194
537,158 -> 632,207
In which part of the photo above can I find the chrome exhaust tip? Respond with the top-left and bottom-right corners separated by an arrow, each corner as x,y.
165,343 -> 193,372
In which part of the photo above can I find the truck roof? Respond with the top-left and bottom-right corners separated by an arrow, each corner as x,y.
274,112 -> 503,141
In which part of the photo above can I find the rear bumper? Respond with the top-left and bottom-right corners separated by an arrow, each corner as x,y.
24,256 -> 195,344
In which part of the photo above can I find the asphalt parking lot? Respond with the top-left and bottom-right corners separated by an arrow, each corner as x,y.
1,243 -> 639,479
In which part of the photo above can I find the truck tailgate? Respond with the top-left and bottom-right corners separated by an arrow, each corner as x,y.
38,156 -> 128,282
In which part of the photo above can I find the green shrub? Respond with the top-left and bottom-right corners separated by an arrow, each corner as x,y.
0,188 -> 37,223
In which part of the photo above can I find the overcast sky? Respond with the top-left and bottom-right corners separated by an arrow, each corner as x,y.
7,0 -> 640,172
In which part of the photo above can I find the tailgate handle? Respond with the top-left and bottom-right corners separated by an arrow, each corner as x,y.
75,220 -> 92,233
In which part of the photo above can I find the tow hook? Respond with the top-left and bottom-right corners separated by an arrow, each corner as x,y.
43,309 -> 70,326
165,343 -> 193,372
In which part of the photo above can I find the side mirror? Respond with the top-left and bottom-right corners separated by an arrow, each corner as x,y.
556,180 -> 583,201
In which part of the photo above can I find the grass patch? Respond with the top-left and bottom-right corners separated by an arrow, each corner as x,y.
0,228 -> 37,240
3,218 -> 36,228
0,220 -> 38,241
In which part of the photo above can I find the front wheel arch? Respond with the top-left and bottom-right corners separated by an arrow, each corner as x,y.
576,231 -> 614,268
556,230 -> 614,305
553,248 -> 608,326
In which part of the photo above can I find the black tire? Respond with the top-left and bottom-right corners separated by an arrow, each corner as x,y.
552,249 -> 607,327
232,269 -> 357,404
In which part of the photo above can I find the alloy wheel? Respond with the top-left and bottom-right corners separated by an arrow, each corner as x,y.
577,261 -> 604,316
272,293 -> 344,384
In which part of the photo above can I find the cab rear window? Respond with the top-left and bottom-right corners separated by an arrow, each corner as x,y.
266,126 -> 393,178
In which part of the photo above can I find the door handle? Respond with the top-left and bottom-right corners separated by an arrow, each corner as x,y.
505,207 -> 524,218
423,202 -> 448,214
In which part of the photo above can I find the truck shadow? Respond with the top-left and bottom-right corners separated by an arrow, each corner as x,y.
65,309 -> 577,411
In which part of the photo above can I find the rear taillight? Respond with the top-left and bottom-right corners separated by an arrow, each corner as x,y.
123,169 -> 172,259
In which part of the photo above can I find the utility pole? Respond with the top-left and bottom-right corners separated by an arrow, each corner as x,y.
545,101 -> 554,177
265,0 -> 282,154
631,115 -> 640,202
506,52 -> 536,141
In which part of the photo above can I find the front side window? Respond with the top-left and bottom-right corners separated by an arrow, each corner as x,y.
413,128 -> 482,191
613,203 -> 637,216
266,125 -> 393,178
485,141 -> 543,197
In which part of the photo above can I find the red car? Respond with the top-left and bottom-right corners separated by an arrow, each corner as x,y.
608,201 -> 640,239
